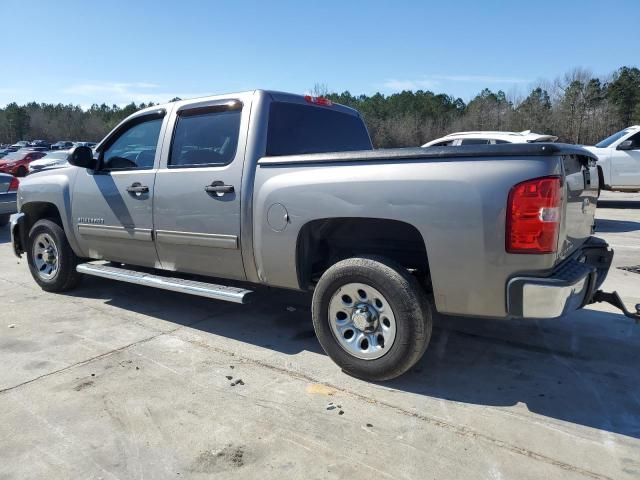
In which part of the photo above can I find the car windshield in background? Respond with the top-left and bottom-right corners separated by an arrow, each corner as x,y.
595,129 -> 631,148
266,102 -> 372,156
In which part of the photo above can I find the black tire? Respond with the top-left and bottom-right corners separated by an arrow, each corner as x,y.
26,219 -> 81,292
16,166 -> 27,177
312,256 -> 432,381
0,214 -> 9,227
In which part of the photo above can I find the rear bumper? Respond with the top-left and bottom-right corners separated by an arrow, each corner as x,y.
0,192 -> 17,215
507,237 -> 613,319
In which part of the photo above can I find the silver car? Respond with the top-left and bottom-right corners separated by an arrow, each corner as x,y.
0,173 -> 18,226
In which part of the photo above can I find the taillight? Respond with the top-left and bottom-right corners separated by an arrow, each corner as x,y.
8,176 -> 19,192
304,95 -> 333,106
506,176 -> 562,254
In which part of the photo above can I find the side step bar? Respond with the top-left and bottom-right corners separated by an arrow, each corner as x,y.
76,263 -> 253,304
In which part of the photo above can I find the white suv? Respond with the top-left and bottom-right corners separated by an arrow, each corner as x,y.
583,126 -> 640,192
422,130 -> 558,147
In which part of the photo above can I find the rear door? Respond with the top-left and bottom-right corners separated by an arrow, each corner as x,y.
72,108 -> 170,267
152,96 -> 249,280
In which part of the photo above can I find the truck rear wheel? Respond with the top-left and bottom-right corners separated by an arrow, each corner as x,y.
26,219 -> 81,292
312,256 -> 432,381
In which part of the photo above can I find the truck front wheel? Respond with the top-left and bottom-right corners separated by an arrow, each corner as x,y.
26,219 -> 81,292
312,256 -> 432,381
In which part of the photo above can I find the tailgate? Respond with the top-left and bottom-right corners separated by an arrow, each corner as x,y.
558,154 -> 599,260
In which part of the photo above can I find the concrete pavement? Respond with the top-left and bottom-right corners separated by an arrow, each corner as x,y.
0,193 -> 639,479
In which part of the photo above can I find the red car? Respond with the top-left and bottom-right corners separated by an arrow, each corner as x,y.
0,150 -> 46,177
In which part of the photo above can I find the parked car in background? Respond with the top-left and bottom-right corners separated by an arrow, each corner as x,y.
28,150 -> 71,173
23,146 -> 49,152
0,173 -> 19,226
0,150 -> 46,176
73,141 -> 97,148
10,141 -> 30,150
51,141 -> 74,150
29,140 -> 51,149
0,149 -> 11,159
583,126 -> 640,192
422,130 -> 558,147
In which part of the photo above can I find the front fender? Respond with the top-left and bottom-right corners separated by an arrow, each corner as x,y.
18,167 -> 82,255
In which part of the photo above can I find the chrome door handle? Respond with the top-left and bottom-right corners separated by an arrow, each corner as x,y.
205,182 -> 234,195
126,183 -> 149,194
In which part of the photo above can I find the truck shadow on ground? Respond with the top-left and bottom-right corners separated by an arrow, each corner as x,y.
597,199 -> 640,209
64,276 -> 640,439
595,218 -> 640,233
0,226 -> 10,244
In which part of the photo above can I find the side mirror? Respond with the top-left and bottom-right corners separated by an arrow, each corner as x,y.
617,140 -> 635,151
69,146 -> 97,169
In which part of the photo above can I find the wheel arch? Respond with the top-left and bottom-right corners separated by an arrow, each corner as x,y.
295,217 -> 431,291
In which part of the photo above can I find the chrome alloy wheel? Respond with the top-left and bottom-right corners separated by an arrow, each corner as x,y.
32,233 -> 60,279
328,282 -> 397,360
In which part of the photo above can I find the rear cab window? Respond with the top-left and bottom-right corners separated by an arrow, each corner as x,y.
460,138 -> 492,145
266,102 -> 372,156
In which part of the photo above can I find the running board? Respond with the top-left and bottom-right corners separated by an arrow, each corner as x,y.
76,263 -> 252,304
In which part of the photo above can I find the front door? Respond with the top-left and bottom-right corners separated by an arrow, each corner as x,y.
613,131 -> 640,187
153,98 -> 248,280
72,110 -> 169,267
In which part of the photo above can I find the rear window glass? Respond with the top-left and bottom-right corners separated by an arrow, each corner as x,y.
266,102 -> 372,156
169,109 -> 241,167
460,138 -> 491,145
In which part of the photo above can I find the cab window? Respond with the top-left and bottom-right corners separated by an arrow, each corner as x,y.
169,109 -> 241,167
102,117 -> 163,171
627,132 -> 640,149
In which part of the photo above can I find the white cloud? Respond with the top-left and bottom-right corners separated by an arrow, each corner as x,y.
430,74 -> 529,84
61,82 -> 210,105
381,79 -> 440,91
380,74 -> 530,93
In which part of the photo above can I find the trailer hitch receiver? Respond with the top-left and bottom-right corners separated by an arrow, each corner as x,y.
590,290 -> 640,323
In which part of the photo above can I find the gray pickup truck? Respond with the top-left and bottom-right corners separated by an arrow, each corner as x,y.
9,90 -> 638,380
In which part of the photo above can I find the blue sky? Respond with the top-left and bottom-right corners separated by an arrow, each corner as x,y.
1,0 -> 638,107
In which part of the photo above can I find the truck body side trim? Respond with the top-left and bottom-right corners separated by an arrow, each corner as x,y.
155,230 -> 239,249
77,224 -> 153,241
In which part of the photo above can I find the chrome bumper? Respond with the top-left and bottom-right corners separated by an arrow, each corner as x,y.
10,212 -> 25,258
507,237 -> 613,319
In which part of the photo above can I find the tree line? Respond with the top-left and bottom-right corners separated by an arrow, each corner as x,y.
1,67 -> 639,148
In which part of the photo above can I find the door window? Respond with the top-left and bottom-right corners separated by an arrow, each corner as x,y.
460,138 -> 491,145
102,117 -> 163,171
627,132 -> 640,149
169,109 -> 241,167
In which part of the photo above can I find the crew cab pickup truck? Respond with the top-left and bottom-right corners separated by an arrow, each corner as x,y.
10,90 -> 638,380
584,126 -> 640,192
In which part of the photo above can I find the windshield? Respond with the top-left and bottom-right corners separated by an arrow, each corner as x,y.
595,129 -> 632,148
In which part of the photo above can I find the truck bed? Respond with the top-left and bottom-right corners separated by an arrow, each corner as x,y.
254,143 -> 599,318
